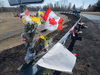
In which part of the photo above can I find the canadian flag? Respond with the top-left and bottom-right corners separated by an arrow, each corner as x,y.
43,7 -> 64,31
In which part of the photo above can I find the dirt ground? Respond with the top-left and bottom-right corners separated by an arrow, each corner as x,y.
0,12 -> 23,34
0,13 -> 100,75
81,12 -> 100,16
0,33 -> 23,51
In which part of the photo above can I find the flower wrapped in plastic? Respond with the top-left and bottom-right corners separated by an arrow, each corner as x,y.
19,10 -> 53,62
22,16 -> 33,25
33,35 -> 48,52
32,17 -> 41,26
20,11 -> 45,45
24,35 -> 52,62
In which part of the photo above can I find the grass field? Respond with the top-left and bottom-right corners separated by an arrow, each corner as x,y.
0,13 -> 23,34
81,12 -> 100,16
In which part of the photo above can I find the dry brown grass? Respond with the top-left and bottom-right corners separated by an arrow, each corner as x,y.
81,12 -> 100,16
0,13 -> 23,34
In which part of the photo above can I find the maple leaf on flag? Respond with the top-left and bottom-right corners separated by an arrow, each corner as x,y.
49,18 -> 57,26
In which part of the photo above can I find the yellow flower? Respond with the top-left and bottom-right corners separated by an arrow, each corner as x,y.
32,17 -> 41,26
22,17 -> 26,24
39,12 -> 44,16
39,35 -> 48,49
45,42 -> 48,49
28,16 -> 31,19
39,36 -> 46,40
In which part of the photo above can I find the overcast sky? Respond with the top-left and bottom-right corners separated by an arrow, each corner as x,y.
1,0 -> 98,9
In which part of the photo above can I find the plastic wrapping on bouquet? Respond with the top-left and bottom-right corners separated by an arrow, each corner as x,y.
24,46 -> 36,62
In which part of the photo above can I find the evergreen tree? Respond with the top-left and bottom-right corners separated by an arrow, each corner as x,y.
72,4 -> 76,10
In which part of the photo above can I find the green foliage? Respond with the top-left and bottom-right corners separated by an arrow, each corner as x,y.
25,24 -> 34,32
41,22 -> 44,24
34,38 -> 45,51
43,71 -> 49,75
95,1 -> 100,11
46,37 -> 50,40
72,4 -> 76,10
36,13 -> 38,17
27,24 -> 30,25
97,2 -> 100,7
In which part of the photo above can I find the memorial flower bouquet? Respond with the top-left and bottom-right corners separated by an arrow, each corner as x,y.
20,10 -> 51,62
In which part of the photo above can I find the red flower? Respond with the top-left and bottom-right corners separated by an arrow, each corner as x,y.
16,14 -> 19,17
39,38 -> 43,41
44,49 -> 47,52
32,15 -> 36,17
22,37 -> 32,43
20,16 -> 22,18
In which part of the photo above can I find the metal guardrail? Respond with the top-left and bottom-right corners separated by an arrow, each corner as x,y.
58,17 -> 81,45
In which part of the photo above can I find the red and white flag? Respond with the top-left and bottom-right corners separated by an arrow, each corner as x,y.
43,7 -> 64,31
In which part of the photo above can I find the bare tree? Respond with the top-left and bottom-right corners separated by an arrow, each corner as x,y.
79,6 -> 83,11
87,4 -> 91,11
49,2 -> 53,9
43,5 -> 48,11
67,3 -> 72,11
0,0 -> 5,12
61,0 -> 68,7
